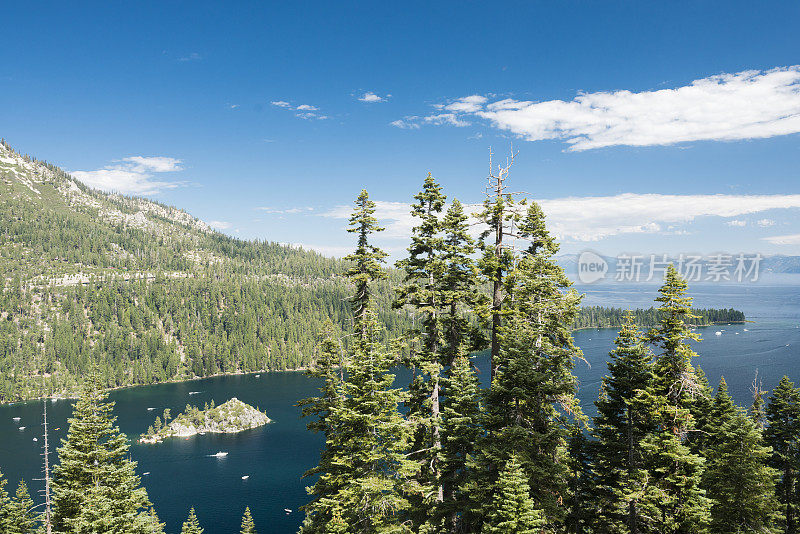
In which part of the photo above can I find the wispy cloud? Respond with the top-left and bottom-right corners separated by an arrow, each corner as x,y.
208,220 -> 232,230
726,219 -> 747,227
271,100 -> 327,120
256,206 -> 315,214
763,233 -> 800,245
403,66 -> 800,150
178,52 -> 202,62
390,117 -> 421,129
358,91 -> 389,103
71,156 -> 185,196
757,218 -> 776,227
324,193 -> 800,242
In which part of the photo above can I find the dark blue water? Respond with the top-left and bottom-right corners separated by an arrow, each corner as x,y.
0,282 -> 798,533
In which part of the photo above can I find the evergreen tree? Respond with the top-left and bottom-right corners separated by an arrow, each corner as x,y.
474,152 -> 521,381
240,507 -> 256,534
0,470 -> 12,531
394,174 -> 447,527
766,376 -> 800,534
180,508 -> 203,534
483,455 -> 545,534
51,374 -> 163,534
702,378 -> 780,534
439,355 -> 482,532
301,191 -> 411,533
591,312 -> 659,533
6,481 -> 36,534
344,189 -> 387,335
640,265 -> 711,533
480,202 -> 583,527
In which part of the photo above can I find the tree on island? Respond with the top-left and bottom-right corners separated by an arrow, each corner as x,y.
240,507 -> 256,534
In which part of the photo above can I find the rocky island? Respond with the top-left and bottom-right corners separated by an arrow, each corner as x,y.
139,398 -> 270,444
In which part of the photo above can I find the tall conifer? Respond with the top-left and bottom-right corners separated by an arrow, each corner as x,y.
643,266 -> 710,533
591,312 -> 659,533
50,373 -> 163,534
7,481 -> 36,534
702,378 -> 780,533
766,376 -> 800,534
480,202 -> 583,526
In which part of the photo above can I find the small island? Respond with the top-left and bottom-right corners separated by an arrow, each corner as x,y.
139,398 -> 270,444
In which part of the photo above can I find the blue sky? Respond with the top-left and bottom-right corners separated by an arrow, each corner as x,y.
2,1 -> 799,258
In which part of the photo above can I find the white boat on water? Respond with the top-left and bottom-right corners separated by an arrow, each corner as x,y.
147,407 -> 156,411
284,509 -> 292,514
18,426 -> 25,431
211,451 -> 228,458
143,472 -> 150,476
33,438 -> 38,442
12,417 -> 20,422
189,391 -> 201,395
715,331 -> 722,336
241,475 -> 249,480
255,374 -> 260,378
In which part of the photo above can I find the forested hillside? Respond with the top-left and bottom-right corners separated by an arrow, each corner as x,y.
0,140 -> 407,401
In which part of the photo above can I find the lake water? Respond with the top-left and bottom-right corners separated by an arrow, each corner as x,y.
0,282 -> 798,533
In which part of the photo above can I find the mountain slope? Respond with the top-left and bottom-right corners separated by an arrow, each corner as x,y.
0,140 -> 406,401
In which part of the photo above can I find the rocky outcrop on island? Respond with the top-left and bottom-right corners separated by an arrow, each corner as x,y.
139,398 -> 270,444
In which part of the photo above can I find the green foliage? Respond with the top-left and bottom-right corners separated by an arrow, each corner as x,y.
483,455 -> 545,534
180,507 -> 203,534
591,312 -> 660,533
702,379 -> 780,533
6,481 -> 35,534
50,373 -> 163,533
766,376 -> 800,533
240,507 -> 256,534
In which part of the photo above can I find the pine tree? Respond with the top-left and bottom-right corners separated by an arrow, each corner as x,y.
51,373 -> 164,534
475,150 -> 521,381
766,376 -> 800,534
6,481 -> 36,534
394,174 -> 447,527
642,266 -> 711,533
480,201 -> 583,526
180,508 -> 203,534
0,470 -> 13,531
483,455 -> 545,534
439,355 -> 482,532
702,378 -> 780,533
344,189 -> 387,335
301,190 -> 411,533
299,322 -> 348,532
240,507 -> 256,534
591,312 -> 659,533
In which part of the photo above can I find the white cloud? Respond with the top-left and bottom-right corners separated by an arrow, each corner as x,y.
178,52 -> 202,62
757,218 -> 776,227
726,219 -> 747,227
70,156 -> 184,196
271,101 -> 292,108
256,206 -> 315,214
390,118 -> 420,129
444,95 -> 487,113
763,233 -> 800,245
424,113 -> 471,127
324,193 -> 800,242
424,66 -> 800,150
296,104 -> 318,111
358,91 -> 389,103
208,220 -> 232,230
